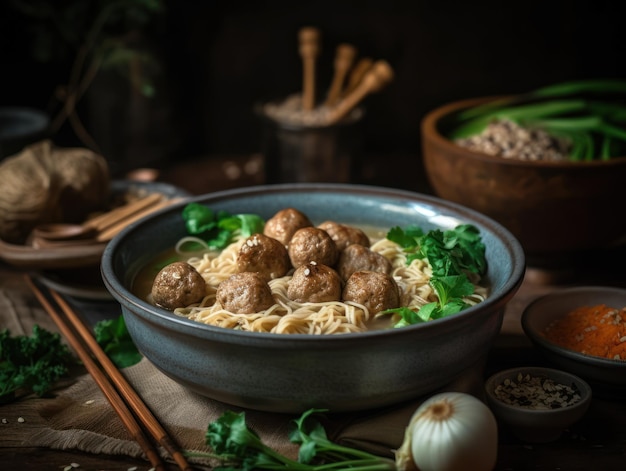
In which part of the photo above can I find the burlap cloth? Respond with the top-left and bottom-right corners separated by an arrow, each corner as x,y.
0,270 -> 485,469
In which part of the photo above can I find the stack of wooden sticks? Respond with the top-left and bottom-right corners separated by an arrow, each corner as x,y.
298,27 -> 394,125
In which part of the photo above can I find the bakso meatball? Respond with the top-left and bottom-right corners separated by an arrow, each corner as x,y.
342,271 -> 400,314
288,226 -> 339,269
263,208 -> 313,246
337,244 -> 393,281
317,221 -> 370,251
287,262 -> 342,303
151,261 -> 206,311
237,233 -> 291,281
216,272 -> 275,314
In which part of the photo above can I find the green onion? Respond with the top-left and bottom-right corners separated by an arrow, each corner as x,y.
448,79 -> 626,161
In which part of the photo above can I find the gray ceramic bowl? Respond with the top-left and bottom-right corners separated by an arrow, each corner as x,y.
522,286 -> 626,387
101,184 -> 525,413
485,367 -> 592,443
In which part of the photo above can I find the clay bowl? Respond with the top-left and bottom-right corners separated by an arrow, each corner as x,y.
522,286 -> 626,389
101,184 -> 525,413
421,97 -> 626,267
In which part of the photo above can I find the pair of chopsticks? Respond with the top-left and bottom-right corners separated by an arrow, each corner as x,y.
25,275 -> 193,471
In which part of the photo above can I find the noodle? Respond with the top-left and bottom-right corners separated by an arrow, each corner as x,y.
170,231 -> 489,335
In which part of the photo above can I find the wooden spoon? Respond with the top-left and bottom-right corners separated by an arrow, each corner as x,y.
299,27 -> 321,111
31,193 -> 164,244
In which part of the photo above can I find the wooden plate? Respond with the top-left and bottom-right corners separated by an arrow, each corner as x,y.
0,180 -> 190,270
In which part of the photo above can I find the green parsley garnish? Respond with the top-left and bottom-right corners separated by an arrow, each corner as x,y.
94,315 -> 142,369
181,203 -> 265,250
190,408 -> 396,470
383,224 -> 487,325
0,325 -> 76,403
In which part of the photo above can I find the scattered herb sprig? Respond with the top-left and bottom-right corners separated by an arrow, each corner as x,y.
190,408 -> 396,470
382,224 -> 486,325
182,203 -> 265,250
0,325 -> 76,403
94,315 -> 142,368
447,79 -> 626,161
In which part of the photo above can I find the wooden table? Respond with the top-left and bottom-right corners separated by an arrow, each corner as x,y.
1,155 -> 625,470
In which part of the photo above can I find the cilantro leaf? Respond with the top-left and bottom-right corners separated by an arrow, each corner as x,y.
203,409 -> 396,470
381,224 -> 487,326
181,204 -> 265,250
94,315 -> 142,368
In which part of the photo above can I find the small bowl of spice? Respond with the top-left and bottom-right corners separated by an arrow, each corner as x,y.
485,367 -> 592,443
521,286 -> 626,387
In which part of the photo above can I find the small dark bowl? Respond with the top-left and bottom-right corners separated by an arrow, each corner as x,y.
485,367 -> 592,443
522,286 -> 626,387
101,184 -> 525,413
421,97 -> 626,266
0,107 -> 49,159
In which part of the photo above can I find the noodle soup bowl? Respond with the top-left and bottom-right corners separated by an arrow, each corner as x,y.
101,184 -> 525,413
522,286 -> 626,389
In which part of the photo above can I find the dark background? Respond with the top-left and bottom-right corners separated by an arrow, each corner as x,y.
1,0 -> 625,190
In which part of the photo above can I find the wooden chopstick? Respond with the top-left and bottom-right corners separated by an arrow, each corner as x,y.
96,197 -> 183,243
85,193 -> 164,232
25,275 -> 193,471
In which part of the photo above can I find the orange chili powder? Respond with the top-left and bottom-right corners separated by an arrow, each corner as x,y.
543,304 -> 626,361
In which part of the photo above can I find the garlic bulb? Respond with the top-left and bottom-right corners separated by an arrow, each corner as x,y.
395,392 -> 498,471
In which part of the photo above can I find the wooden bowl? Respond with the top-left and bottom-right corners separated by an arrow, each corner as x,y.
421,97 -> 626,266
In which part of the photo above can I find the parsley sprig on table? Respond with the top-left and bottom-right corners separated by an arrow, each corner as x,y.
191,408 -> 395,470
383,224 -> 487,325
94,315 -> 142,369
0,325 -> 76,403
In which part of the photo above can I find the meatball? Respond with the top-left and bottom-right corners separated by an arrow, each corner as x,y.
216,272 -> 275,314
151,261 -> 206,310
342,271 -> 400,314
337,243 -> 393,281
237,233 -> 291,281
287,262 -> 342,303
288,226 -> 338,269
263,208 -> 313,246
317,221 -> 370,251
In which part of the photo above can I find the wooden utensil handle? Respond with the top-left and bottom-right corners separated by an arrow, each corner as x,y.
325,43 -> 357,107
299,27 -> 321,111
327,60 -> 394,124
343,57 -> 374,97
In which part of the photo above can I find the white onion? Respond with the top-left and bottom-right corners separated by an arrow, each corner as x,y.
395,392 -> 498,471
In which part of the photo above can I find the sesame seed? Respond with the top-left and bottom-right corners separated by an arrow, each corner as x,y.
493,373 -> 582,410
17,417 -> 25,423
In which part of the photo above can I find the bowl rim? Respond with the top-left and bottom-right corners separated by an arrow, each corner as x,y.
484,366 -> 592,414
101,182 -> 526,342
421,96 -> 626,168
521,286 -> 626,366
